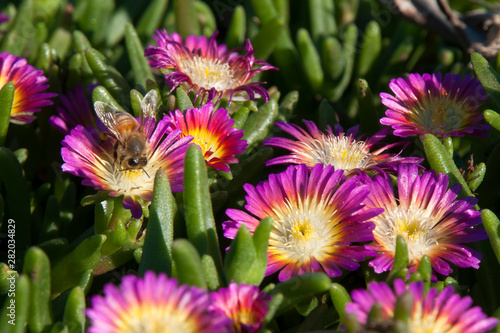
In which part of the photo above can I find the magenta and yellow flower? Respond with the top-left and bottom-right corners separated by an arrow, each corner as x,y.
380,72 -> 490,138
49,84 -> 98,135
0,51 -> 57,124
345,279 -> 498,333
61,116 -> 192,219
145,29 -> 277,105
362,164 -> 486,277
223,164 -> 382,281
209,283 -> 271,333
263,120 -> 422,176
86,271 -> 232,333
164,103 -> 247,172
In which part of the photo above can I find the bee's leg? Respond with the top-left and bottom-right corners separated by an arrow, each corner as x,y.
99,132 -> 110,144
113,141 -> 120,166
141,168 -> 150,178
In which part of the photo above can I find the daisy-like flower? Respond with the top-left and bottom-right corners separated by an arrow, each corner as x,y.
263,120 -> 422,176
145,29 -> 277,105
61,116 -> 192,219
0,13 -> 8,24
49,84 -> 98,135
0,51 -> 57,124
209,283 -> 271,333
345,279 -> 498,333
164,103 -> 247,172
380,72 -> 490,138
362,164 -> 486,277
86,271 -> 231,333
223,164 -> 382,281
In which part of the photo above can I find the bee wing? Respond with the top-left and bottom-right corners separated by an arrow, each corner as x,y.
141,90 -> 159,119
94,101 -> 139,143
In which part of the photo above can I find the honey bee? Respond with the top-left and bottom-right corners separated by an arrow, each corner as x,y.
94,90 -> 159,171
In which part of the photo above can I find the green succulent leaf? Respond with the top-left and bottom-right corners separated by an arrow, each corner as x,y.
269,273 -> 331,316
23,247 -> 53,333
51,235 -> 106,296
423,134 -> 475,199
0,147 -> 31,250
183,145 -> 223,275
242,100 -> 279,151
171,239 -> 207,288
0,82 -> 15,146
0,275 -> 30,333
139,169 -> 176,275
225,5 -> 246,50
471,52 -> 500,109
329,283 -> 351,325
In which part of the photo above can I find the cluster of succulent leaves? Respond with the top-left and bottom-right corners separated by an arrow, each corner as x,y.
1,0 -> 500,332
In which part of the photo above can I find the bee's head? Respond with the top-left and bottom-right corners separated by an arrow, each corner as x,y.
126,157 -> 147,168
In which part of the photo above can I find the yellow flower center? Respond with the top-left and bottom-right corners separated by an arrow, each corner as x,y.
269,198 -> 337,263
116,304 -> 201,333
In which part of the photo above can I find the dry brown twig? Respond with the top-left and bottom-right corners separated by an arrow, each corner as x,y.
380,0 -> 500,60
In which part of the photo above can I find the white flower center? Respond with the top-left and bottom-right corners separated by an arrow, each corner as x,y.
301,136 -> 373,171
408,306 -> 453,333
95,146 -> 160,198
415,94 -> 470,135
373,207 -> 439,264
180,56 -> 238,91
269,198 -> 336,263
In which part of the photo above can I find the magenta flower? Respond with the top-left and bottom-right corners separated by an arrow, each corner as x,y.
145,29 -> 277,105
263,120 -> 422,176
223,164 -> 381,281
209,283 -> 271,333
61,116 -> 192,219
164,103 -> 247,172
49,84 -> 98,135
86,271 -> 231,333
380,73 -> 490,138
362,164 -> 486,277
0,13 -> 8,24
345,279 -> 498,333
0,51 -> 57,124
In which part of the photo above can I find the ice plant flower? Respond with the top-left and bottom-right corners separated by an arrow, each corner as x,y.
380,72 -> 490,138
209,283 -> 271,333
86,271 -> 231,333
362,164 -> 486,277
0,51 -> 57,124
49,84 -> 98,135
263,120 -> 422,176
145,29 -> 277,104
223,164 -> 382,281
345,279 -> 498,333
164,103 -> 247,172
61,116 -> 192,219
0,13 -> 8,24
